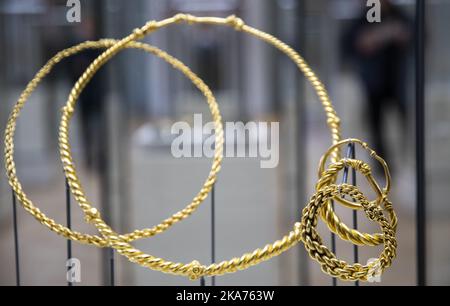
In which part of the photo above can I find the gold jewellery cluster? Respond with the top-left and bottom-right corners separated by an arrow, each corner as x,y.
4,14 -> 397,282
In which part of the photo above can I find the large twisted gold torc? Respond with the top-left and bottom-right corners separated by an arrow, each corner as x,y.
56,14 -> 397,281
4,39 -> 224,247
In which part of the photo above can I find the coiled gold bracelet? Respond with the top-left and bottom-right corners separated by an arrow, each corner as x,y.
55,14 -> 397,281
317,139 -> 398,246
4,39 -> 223,247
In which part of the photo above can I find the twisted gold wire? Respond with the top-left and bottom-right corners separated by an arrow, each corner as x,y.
55,14 -> 396,281
316,158 -> 397,246
318,138 -> 392,209
4,39 -> 223,247
316,138 -> 396,245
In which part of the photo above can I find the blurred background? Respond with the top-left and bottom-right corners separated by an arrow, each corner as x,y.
0,0 -> 449,286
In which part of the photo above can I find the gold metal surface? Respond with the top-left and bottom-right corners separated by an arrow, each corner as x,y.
316,156 -> 397,246
316,139 -> 397,246
299,181 -> 397,281
318,138 -> 392,210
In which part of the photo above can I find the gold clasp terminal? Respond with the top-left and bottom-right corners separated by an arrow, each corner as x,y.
225,15 -> 244,31
188,260 -> 205,280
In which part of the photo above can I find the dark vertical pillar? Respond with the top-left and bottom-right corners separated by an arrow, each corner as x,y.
415,0 -> 426,287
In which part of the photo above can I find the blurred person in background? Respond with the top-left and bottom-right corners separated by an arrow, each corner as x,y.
342,0 -> 412,170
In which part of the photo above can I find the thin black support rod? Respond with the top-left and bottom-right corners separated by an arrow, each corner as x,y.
341,144 -> 359,286
65,179 -> 73,286
211,184 -> 216,286
350,144 -> 359,287
415,0 -> 426,286
331,143 -> 357,286
109,248 -> 115,286
330,207 -> 337,286
200,183 -> 216,287
11,189 -> 21,286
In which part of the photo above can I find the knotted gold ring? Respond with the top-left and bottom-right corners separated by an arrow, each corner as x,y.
316,139 -> 397,246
